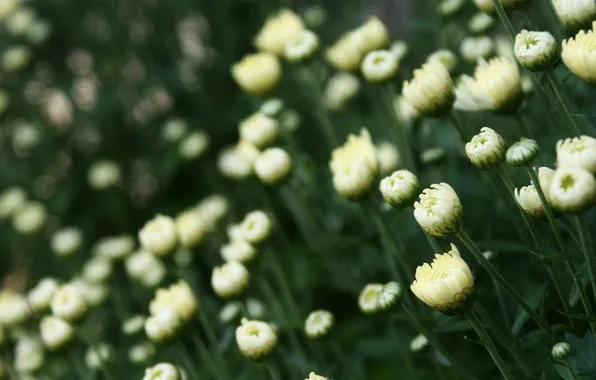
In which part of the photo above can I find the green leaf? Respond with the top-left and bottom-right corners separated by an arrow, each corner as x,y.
512,284 -> 547,336
565,332 -> 596,378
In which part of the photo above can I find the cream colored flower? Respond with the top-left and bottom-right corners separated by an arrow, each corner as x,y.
551,342 -> 572,360
2,45 -> 30,71
139,214 -> 178,256
161,119 -> 187,143
145,308 -> 182,342
506,138 -> 539,166
239,112 -> 279,149
556,135 -> 596,174
410,334 -> 429,352
71,278 -> 109,307
411,244 -> 474,315
195,194 -> 229,230
355,17 -> 389,52
246,298 -> 267,319
361,50 -> 399,83
122,315 -> 146,335
324,72 -> 360,111
358,282 -> 402,313
238,210 -> 273,244
218,145 -> 254,180
562,23 -> 596,84
51,284 -> 88,322
129,342 -> 156,364
390,41 -> 408,62
28,278 -> 59,312
454,57 -> 522,112
40,316 -> 74,350
402,62 -> 455,117
304,310 -> 334,339
515,30 -> 557,71
82,257 -> 113,283
219,302 -> 242,323
329,129 -> 378,200
235,318 -> 278,360
465,127 -> 507,169
211,261 -> 250,298
515,185 -> 545,217
13,201 -> 46,234
306,373 -> 329,380
0,291 -> 31,326
14,336 -> 44,373
51,227 -> 83,256
0,0 -> 19,20
144,363 -> 181,380
0,186 -> 26,218
394,96 -> 420,124
469,13 -> 495,34
376,142 -> 400,175
126,250 -> 166,287
88,160 -> 120,189
6,8 -> 35,36
179,130 -> 209,160
231,53 -> 281,95
439,0 -> 465,16
548,167 -> 596,213
175,209 -> 206,248
221,239 -> 257,263
414,183 -> 463,237
149,281 -> 197,322
325,31 -> 365,72
552,0 -> 596,30
255,9 -> 305,55
459,36 -> 494,63
379,170 -> 420,208
85,343 -> 113,369
94,234 -> 135,260
284,29 -> 319,62
254,147 -> 292,185
426,50 -> 458,72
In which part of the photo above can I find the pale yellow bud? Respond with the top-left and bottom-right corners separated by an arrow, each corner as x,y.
410,334 -> 429,352
149,281 -> 197,322
51,284 -> 88,322
469,13 -> 495,34
426,50 -> 458,72
514,30 -> 557,71
361,50 -> 399,83
548,167 -> 596,213
304,310 -> 334,339
179,130 -> 209,160
239,113 -> 279,149
306,373 -> 329,380
12,201 -> 46,234
88,160 -> 121,189
402,62 -> 455,117
515,185 -> 545,217
94,234 -> 135,260
139,214 -> 178,256
235,318 -> 278,360
145,308 -> 182,343
325,31 -> 365,72
51,227 -> 83,256
552,0 -> 596,30
0,186 -> 26,218
254,147 -> 292,185
413,183 -> 463,237
211,261 -> 250,298
0,291 -> 31,326
254,9 -> 305,55
465,127 -> 507,169
28,278 -> 59,312
231,53 -> 281,96
143,363 -> 181,380
355,17 -> 389,52
175,210 -> 206,248
284,29 -> 319,62
82,257 -> 112,283
238,210 -> 273,244
40,316 -> 74,350
324,72 -> 360,111
221,239 -> 257,263
376,142 -> 400,175
379,170 -> 420,208
562,23 -> 596,85
459,36 -> 494,62
556,135 -> 596,174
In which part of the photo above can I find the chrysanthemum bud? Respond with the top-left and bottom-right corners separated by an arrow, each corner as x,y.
236,318 -> 278,360
40,316 -> 75,350
14,336 -> 44,373
414,183 -> 463,237
402,62 -> 455,117
562,22 -> 596,84
254,147 -> 292,185
506,138 -> 539,166
514,30 -> 557,71
143,363 -> 181,380
410,334 -> 429,352
85,343 -> 113,369
551,342 -> 572,360
455,57 -> 522,112
129,342 -> 156,364
324,72 -> 360,111
325,31 -> 365,72
51,284 -> 88,322
145,308 -> 182,343
175,210 -> 206,248
161,119 -> 187,143
552,0 -> 596,31
28,278 -> 59,312
239,113 -> 279,149
51,227 -> 83,257
260,98 -> 284,118
139,215 -> 178,257
0,186 -> 26,218
438,0 -> 465,17
361,50 -> 399,83
469,13 -> 495,34
515,186 -> 545,217
357,17 -> 389,52
426,50 -> 458,72
218,145 -> 254,180
2,45 -> 30,71
231,53 -> 281,96
13,201 -> 46,234
411,244 -> 474,315
376,142 -> 400,175
149,281 -> 197,322
126,250 -> 167,288
82,256 -> 112,283
379,170 -> 420,208
88,160 -> 120,190
122,315 -> 146,335
304,310 -> 334,339
254,9 -> 305,56
221,239 -> 257,263
556,136 -> 596,174
179,130 -> 209,160
465,127 -> 507,169
211,261 -> 250,298
306,373 -> 329,380
238,210 -> 273,245
94,234 -> 135,260
548,167 -> 596,213
394,96 -> 420,124
0,291 -> 31,327
459,36 -> 494,63
246,298 -> 267,318
329,129 -> 378,200
219,302 -> 242,323
284,29 -> 319,62
358,282 -> 403,313
390,41 -> 408,62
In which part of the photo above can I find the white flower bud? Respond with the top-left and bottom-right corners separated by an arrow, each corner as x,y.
325,31 -> 364,72
85,343 -> 113,369
221,239 -> 257,263
459,36 -> 494,63
284,29 -> 319,62
211,261 -> 250,298
0,186 -> 26,218
239,113 -> 279,149
28,278 -> 59,312
175,210 -> 206,248
379,170 -> 420,208
126,250 -> 166,288
402,62 -> 455,117
51,227 -> 83,256
465,127 -> 507,169
304,310 -> 334,339
235,318 -> 278,360
556,135 -> 596,174
13,201 -> 46,234
410,334 -> 429,352
179,130 -> 209,160
139,214 -> 178,256
14,336 -> 44,373
361,50 -> 399,83
506,138 -> 539,166
122,315 -> 146,335
94,234 -> 135,260
394,96 -> 420,124
390,41 -> 408,62
218,145 -> 254,180
376,142 -> 400,175
149,281 -> 197,322
562,23 -> 596,85
231,53 -> 281,95
548,167 -> 596,213
551,342 -> 572,360
145,308 -> 182,343
254,9 -> 305,56
358,282 -> 402,313
356,17 -> 390,53
324,72 -> 360,111
0,291 -> 31,327
514,30 -> 557,71
552,0 -> 596,31
515,185 -> 545,217
40,316 -> 74,350
129,342 -> 155,364
82,257 -> 112,283
51,284 -> 88,322
77,280 -> 109,307
161,119 -> 188,143
144,363 -> 181,380
88,160 -> 121,189
469,13 -> 495,34
238,211 -> 273,244
0,0 -> 19,20
5,8 -> 35,36
219,302 -> 242,323
438,0 -> 465,16
254,147 -> 292,185
2,45 -> 30,71
414,183 -> 463,237
426,50 -> 458,72
246,298 -> 266,319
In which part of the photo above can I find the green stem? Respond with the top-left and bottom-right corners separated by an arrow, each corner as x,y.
465,307 -> 515,380
515,112 -> 534,139
447,112 -> 470,141
380,84 -> 415,171
329,339 -> 364,380
402,307 -> 477,380
457,228 -> 559,341
566,358 -> 580,380
492,0 -> 516,40
266,362 -> 282,380
545,69 -> 583,136
178,341 -> 203,380
574,215 -> 596,302
191,334 -> 227,380
492,278 -> 510,331
81,327 -> 115,380
425,232 -> 442,253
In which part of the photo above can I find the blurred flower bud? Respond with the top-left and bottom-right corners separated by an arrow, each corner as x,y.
40,316 -> 74,351
82,257 -> 112,283
285,29 -> 319,62
139,215 -> 178,257
221,239 -> 257,263
88,160 -> 121,190
426,50 -> 458,72
235,318 -> 278,360
459,36 -> 494,62
0,186 -> 26,218
324,72 -> 360,111
239,113 -> 279,149
179,130 -> 209,160
13,201 -> 46,234
255,9 -> 305,55
361,50 -> 398,83
254,147 -> 292,185
143,363 -> 181,380
304,310 -> 334,339
410,334 -> 429,352
552,0 -> 596,31
51,284 -> 88,322
231,53 -> 281,96
28,278 -> 59,312
469,13 -> 495,34
0,291 -> 31,327
211,261 -> 250,298
403,62 -> 455,117
380,170 -> 420,208
145,308 -> 182,343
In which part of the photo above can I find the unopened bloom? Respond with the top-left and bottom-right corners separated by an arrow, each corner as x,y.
562,23 -> 596,85
410,334 -> 429,352
2,45 -> 30,71
144,363 -> 181,380
246,298 -> 267,318
82,257 -> 113,283
324,72 -> 360,111
552,0 -> 596,31
254,147 -> 292,185
221,239 -> 257,263
356,17 -> 390,53
28,278 -> 59,312
304,310 -> 334,339
454,57 -> 522,112
40,316 -> 74,350
556,136 -> 596,174
414,183 -> 463,237
390,41 -> 408,62
139,215 -> 178,256
51,227 -> 83,256
0,0 -> 19,20
85,343 -> 113,369
551,342 -> 572,360
506,138 -> 539,166
515,185 -> 546,217
379,170 -> 420,208
13,201 -> 46,234
394,96 -> 420,124
0,291 -> 31,326
219,302 -> 242,323
515,30 -> 557,71
211,261 -> 250,298
150,281 -> 197,323
145,308 -> 182,343
51,284 -> 88,322
465,127 -> 507,169
361,50 -> 399,83
358,282 -> 402,313
306,373 -> 329,380
255,9 -> 305,56
284,29 -> 319,62
175,210 -> 206,248
179,130 -> 209,160
231,53 -> 281,95
88,160 -> 120,189
426,50 -> 458,72
94,234 -> 135,260
376,142 -> 400,175
126,250 -> 166,287
72,279 -> 109,307
0,186 -> 26,218
411,244 -> 474,315
459,36 -> 494,62
129,342 -> 156,364
235,318 -> 278,360
238,211 -> 273,244
438,0 -> 465,17
14,336 -> 44,373
548,167 -> 596,213
195,194 -> 229,230
122,315 -> 146,335
218,145 -> 254,180
239,113 -> 279,149
329,129 -> 378,200
326,31 -> 365,72
402,62 -> 455,117
161,119 -> 187,143
469,13 -> 495,34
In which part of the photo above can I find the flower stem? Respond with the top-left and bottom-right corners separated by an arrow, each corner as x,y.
574,215 -> 596,302
515,112 -> 534,139
328,339 -> 364,380
456,228 -> 559,341
178,341 -> 204,380
81,326 -> 115,380
465,307 -> 515,380
447,112 -> 470,141
492,0 -> 516,40
380,84 -> 415,171
544,69 -> 583,136
266,362 -> 282,380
